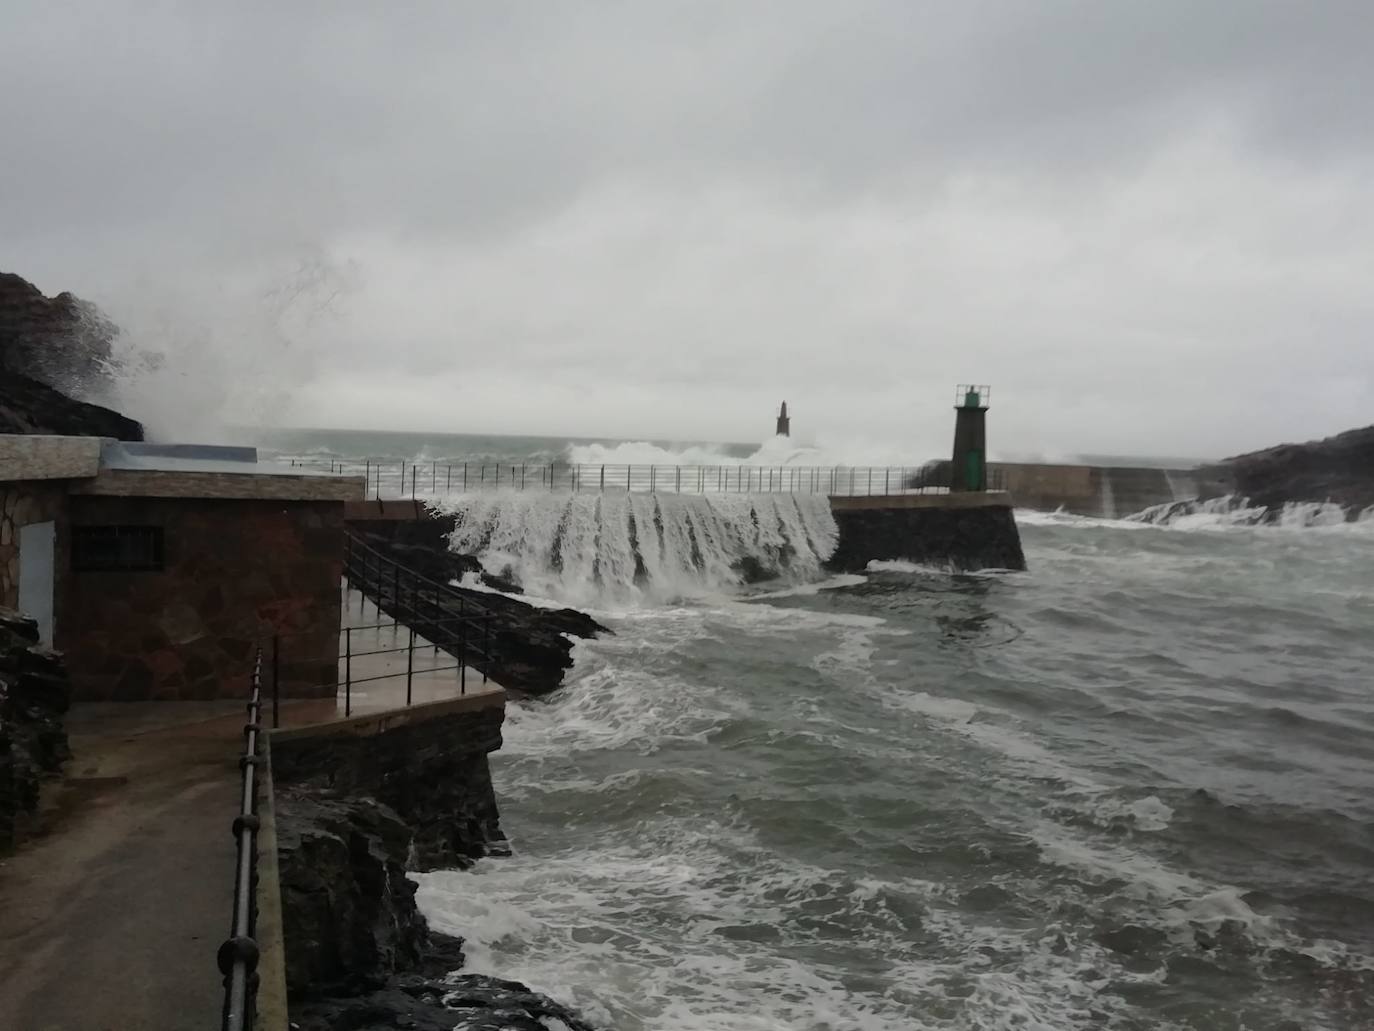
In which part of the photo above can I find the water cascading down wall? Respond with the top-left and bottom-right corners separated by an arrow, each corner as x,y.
348,487 -> 1026,602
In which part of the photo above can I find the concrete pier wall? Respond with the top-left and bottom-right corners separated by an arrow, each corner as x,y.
979,463 -> 1236,519
827,493 -> 1026,572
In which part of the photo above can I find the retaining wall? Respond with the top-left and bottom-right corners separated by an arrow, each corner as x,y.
827,493 -> 1026,572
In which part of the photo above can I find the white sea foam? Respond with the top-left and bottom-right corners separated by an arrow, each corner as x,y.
413,492 -> 1374,1029
429,490 -> 838,606
567,434 -> 938,471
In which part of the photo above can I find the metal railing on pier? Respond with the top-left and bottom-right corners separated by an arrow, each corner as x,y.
219,650 -> 263,1031
286,458 -> 1004,499
264,535 -> 500,726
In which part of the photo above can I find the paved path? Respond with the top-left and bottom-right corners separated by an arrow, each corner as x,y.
0,593 -> 497,1030
0,702 -> 243,1031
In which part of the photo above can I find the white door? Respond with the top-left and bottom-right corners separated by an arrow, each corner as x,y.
18,521 -> 56,646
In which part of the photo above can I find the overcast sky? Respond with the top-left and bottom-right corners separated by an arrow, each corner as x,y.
2,1 -> 1371,458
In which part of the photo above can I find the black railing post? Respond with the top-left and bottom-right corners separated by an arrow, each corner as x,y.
220,649 -> 263,1031
344,626 -> 352,718
272,633 -> 280,729
483,615 -> 490,685
411,465 -> 417,498
406,621 -> 415,707
459,598 -> 467,695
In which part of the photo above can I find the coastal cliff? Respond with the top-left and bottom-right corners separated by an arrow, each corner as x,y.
272,698 -> 603,1029
1221,424 -> 1374,518
277,791 -> 600,1031
0,271 -> 143,440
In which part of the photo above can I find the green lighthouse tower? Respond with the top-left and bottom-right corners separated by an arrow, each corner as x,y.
950,384 -> 990,492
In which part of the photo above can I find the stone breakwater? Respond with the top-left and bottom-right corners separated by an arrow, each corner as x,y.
0,607 -> 70,851
272,700 -> 604,1029
826,495 -> 1027,572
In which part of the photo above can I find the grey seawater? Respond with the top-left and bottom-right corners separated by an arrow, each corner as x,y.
416,510 -> 1374,1030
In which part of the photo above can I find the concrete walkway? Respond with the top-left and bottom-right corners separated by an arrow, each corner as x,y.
0,701 -> 244,1031
0,588 -> 500,1029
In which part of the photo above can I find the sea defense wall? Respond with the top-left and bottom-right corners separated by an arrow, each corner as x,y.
973,462 -> 1236,519
826,493 -> 1027,572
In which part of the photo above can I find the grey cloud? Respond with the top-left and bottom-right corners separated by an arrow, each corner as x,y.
1,1 -> 1371,455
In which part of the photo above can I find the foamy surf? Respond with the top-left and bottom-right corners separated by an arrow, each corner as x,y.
428,490 -> 839,605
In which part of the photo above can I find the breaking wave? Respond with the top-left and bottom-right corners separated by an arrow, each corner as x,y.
567,434 -> 936,470
1127,494 -> 1369,529
428,491 -> 839,605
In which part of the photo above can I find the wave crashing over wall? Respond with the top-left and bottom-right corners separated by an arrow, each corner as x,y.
1127,493 -> 1368,528
431,492 -> 840,604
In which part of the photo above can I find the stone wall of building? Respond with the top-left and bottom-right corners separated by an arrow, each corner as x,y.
58,496 -> 344,700
0,482 -> 67,613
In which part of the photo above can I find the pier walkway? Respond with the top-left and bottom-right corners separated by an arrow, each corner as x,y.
0,587 -> 498,1031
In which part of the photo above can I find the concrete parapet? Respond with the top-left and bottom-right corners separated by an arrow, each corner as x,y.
827,494 -> 1026,572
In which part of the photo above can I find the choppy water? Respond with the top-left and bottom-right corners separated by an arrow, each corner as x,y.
413,510 -> 1374,1031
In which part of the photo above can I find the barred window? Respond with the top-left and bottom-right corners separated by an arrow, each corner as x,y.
71,525 -> 165,572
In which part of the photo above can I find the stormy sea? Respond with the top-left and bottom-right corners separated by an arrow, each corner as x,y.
266,428 -> 1374,1031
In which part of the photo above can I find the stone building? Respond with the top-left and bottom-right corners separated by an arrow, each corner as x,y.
0,435 -> 362,700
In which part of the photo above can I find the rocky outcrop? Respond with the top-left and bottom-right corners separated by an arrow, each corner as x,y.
271,703 -> 508,872
275,790 -> 444,996
0,608 -> 71,851
0,367 -> 144,440
0,271 -> 118,394
291,973 -> 602,1031
1217,424 -> 1374,520
0,271 -> 143,440
348,517 -> 610,696
277,787 -> 600,1030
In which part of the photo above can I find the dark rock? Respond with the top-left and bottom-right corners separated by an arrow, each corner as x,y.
277,785 -> 603,1030
275,790 -> 434,996
1219,423 -> 1374,519
348,519 -> 610,695
291,973 -> 602,1031
0,607 -> 72,851
0,271 -> 143,440
272,704 -> 507,873
0,271 -> 118,395
731,555 -> 771,584
0,367 -> 144,440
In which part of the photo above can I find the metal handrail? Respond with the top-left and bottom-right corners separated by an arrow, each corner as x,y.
343,532 -> 498,615
266,537 -> 500,726
219,650 -> 263,1031
285,457 -> 1013,499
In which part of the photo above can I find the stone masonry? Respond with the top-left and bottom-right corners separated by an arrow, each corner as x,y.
58,496 -> 344,700
0,483 -> 66,612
